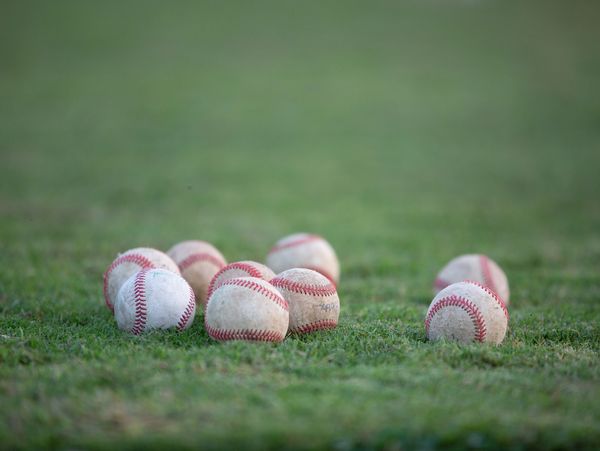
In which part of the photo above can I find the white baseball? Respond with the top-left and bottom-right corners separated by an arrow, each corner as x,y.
271,268 -> 340,334
103,247 -> 180,312
425,281 -> 509,344
266,233 -> 340,285
205,277 -> 289,342
206,260 -> 276,304
114,268 -> 196,335
434,254 -> 510,304
167,240 -> 227,308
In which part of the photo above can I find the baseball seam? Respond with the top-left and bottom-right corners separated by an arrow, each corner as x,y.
268,234 -> 322,254
433,276 -> 449,291
103,253 -> 155,312
479,255 -> 498,297
271,277 -> 337,297
177,285 -> 196,331
205,324 -> 284,342
290,319 -> 338,334
131,269 -> 148,335
212,278 -> 288,311
425,295 -> 486,342
178,252 -> 226,272
206,262 -> 265,300
464,280 -> 509,320
303,266 -> 337,285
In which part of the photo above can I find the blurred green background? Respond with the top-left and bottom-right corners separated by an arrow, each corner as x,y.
1,0 -> 599,449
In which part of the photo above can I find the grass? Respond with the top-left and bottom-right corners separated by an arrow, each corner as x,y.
1,0 -> 600,449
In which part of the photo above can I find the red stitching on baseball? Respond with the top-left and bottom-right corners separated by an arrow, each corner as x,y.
205,324 -> 284,342
479,255 -> 498,296
206,262 -> 264,300
268,234 -> 323,254
177,284 -> 196,331
214,278 -> 288,311
103,253 -> 155,312
464,280 -> 509,320
178,252 -> 226,272
290,319 -> 337,334
271,276 -> 337,297
302,266 -> 337,286
131,269 -> 148,335
434,277 -> 449,291
425,295 -> 486,342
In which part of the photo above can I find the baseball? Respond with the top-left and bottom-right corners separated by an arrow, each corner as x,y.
205,277 -> 289,342
271,268 -> 339,334
425,280 -> 509,344
114,268 -> 196,335
206,260 -> 276,304
434,254 -> 510,304
167,240 -> 227,308
266,233 -> 340,285
103,247 -> 180,312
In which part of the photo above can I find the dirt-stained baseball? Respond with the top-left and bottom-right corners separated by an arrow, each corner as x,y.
205,277 -> 289,342
271,268 -> 339,334
167,240 -> 227,308
266,233 -> 340,285
434,254 -> 510,305
206,260 -> 276,304
103,247 -> 180,313
114,268 -> 196,335
425,280 -> 509,344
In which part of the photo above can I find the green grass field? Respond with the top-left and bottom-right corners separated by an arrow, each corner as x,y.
1,1 -> 600,449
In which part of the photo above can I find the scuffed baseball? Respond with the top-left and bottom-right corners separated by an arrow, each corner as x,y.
425,281 -> 509,344
271,268 -> 339,335
103,247 -> 180,312
266,233 -> 340,285
434,254 -> 510,305
115,268 -> 196,334
206,260 -> 276,304
167,240 -> 227,308
205,277 -> 289,342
